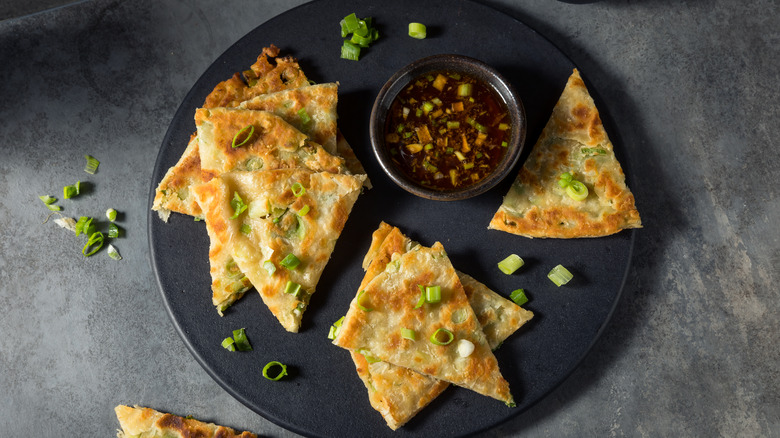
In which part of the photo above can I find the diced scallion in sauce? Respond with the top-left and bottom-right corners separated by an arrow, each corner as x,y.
385,70 -> 510,190
498,254 -> 524,274
548,264 -> 573,286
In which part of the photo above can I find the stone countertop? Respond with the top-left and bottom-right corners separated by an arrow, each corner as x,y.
1,0 -> 777,436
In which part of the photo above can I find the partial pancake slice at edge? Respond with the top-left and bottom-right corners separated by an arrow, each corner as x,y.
489,68 -> 641,238
152,134 -> 204,220
115,405 -> 256,438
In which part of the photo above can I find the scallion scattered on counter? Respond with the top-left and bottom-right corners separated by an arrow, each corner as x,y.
548,264 -> 573,287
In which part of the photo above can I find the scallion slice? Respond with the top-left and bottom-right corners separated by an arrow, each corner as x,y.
75,216 -> 91,236
408,22 -> 427,39
233,328 -> 252,351
231,125 -> 254,148
356,289 -> 373,312
239,223 -> 251,235
566,180 -> 589,201
106,208 -> 117,222
401,328 -> 416,341
230,191 -> 248,219
327,316 -> 345,340
262,361 -> 288,381
284,281 -> 302,296
548,264 -> 573,287
82,231 -> 104,256
498,254 -> 524,274
280,253 -> 300,270
221,337 -> 236,351
429,328 -> 454,346
263,260 -> 276,275
84,155 -> 100,174
47,204 -> 62,211
341,40 -> 361,61
457,83 -> 473,97
107,244 -> 122,260
357,349 -> 381,363
297,108 -> 312,124
39,195 -> 56,205
414,285 -> 426,309
291,182 -> 306,197
108,223 -> 121,238
425,285 -> 441,303
63,184 -> 78,199
510,289 -> 528,306
296,205 -> 310,216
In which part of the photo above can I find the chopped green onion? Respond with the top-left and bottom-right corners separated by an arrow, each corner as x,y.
341,40 -> 361,61
291,182 -> 306,197
327,316 -> 345,340
108,223 -> 121,238
82,231 -> 104,256
46,204 -> 62,211
408,22 -> 427,39
239,223 -> 251,235
63,184 -> 78,199
425,285 -> 442,303
84,155 -> 99,174
341,12 -> 360,33
429,328 -> 454,346
284,281 -> 302,296
297,205 -> 310,216
510,289 -> 528,306
498,254 -> 524,274
230,191 -> 248,219
107,244 -> 122,261
357,349 -> 382,363
498,123 -> 510,131
414,285 -> 426,309
297,108 -> 312,124
582,147 -> 607,155
457,83 -> 473,97
548,264 -> 573,287
558,172 -> 573,188
262,361 -> 288,381
232,328 -> 252,351
106,208 -> 117,221
356,289 -> 373,312
401,328 -> 416,341
280,253 -> 300,270
225,259 -> 243,279
231,125 -> 254,148
422,101 -> 434,114
501,141 -> 508,147
263,260 -> 276,275
566,180 -> 589,201
75,216 -> 95,236
221,337 -> 236,351
39,195 -> 56,205
294,215 -> 306,240
446,121 -> 460,129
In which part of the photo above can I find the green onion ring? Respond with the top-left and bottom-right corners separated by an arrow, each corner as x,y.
291,182 -> 306,197
429,328 -> 454,346
231,125 -> 255,148
414,285 -> 426,309
262,361 -> 288,381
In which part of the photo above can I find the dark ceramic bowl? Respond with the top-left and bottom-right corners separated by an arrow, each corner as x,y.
370,54 -> 526,201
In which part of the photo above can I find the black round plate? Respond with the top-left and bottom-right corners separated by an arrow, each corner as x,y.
148,0 -> 635,437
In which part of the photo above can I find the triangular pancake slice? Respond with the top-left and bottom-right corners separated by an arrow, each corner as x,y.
195,107 -> 348,181
193,169 -> 365,332
115,405 -> 256,438
333,241 -> 514,404
349,223 -> 532,429
489,69 -> 641,238
152,45 -> 310,220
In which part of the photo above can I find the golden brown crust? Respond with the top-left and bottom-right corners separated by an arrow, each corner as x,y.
192,169 -> 365,332
152,134 -> 204,220
489,69 -> 641,238
195,108 -> 347,179
114,405 -> 256,438
334,241 -> 513,404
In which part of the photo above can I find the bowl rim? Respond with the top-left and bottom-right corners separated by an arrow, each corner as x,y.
369,53 -> 526,201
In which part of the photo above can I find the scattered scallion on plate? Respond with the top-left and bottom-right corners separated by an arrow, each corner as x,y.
107,244 -> 122,261
408,22 -> 427,39
510,289 -> 528,306
548,264 -> 574,287
262,361 -> 288,381
232,328 -> 252,351
327,316 -> 345,340
339,12 -> 379,61
106,208 -> 117,222
498,254 -> 524,274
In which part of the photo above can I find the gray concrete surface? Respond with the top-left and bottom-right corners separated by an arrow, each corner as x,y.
1,0 -> 777,436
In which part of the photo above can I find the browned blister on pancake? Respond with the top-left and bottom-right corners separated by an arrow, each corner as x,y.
114,405 -> 256,438
193,169 -> 365,332
334,241 -> 514,405
490,69 -> 641,238
196,107 -> 347,181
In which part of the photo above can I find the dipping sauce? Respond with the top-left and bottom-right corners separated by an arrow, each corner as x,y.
384,70 -> 511,191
